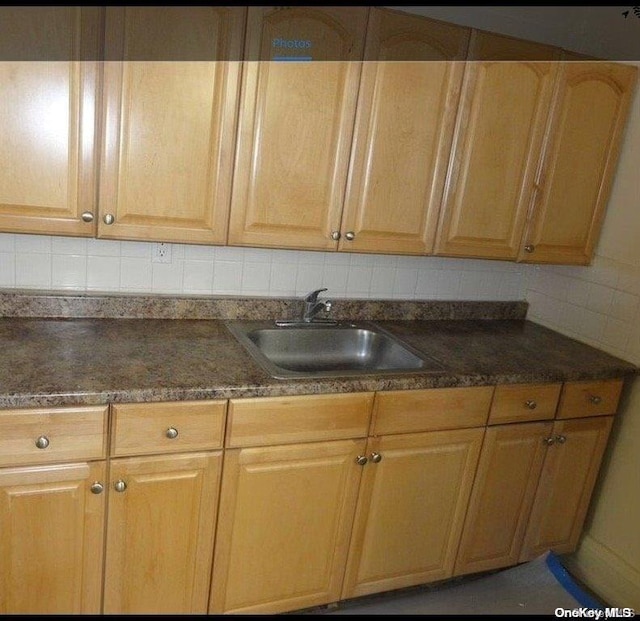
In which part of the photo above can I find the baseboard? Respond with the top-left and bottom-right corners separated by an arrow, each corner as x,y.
564,535 -> 640,610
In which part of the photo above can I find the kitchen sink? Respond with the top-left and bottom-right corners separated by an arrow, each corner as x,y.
225,320 -> 444,379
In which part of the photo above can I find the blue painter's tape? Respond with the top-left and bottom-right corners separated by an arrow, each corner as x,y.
273,56 -> 313,62
545,551 -> 604,610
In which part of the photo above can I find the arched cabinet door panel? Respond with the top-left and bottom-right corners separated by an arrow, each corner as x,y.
520,62 -> 637,264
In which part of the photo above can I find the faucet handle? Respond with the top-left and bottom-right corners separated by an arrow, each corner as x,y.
304,288 -> 328,303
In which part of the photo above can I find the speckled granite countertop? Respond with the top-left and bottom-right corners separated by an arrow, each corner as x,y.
0,305 -> 636,408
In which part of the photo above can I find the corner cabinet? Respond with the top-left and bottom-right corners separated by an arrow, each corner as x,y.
227,7 -> 368,251
455,380 -> 621,577
98,7 -> 245,244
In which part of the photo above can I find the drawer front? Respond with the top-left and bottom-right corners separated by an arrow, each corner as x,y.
226,393 -> 374,448
111,401 -> 227,457
488,383 -> 562,425
0,406 -> 108,467
556,379 -> 624,420
372,386 -> 494,435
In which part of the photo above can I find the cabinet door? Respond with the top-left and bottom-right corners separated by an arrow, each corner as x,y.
210,439 -> 366,614
435,33 -> 558,260
0,8 -> 101,237
520,62 -> 637,264
342,428 -> 484,599
520,416 -> 613,560
103,452 -> 222,614
454,421 -> 552,576
227,7 -> 368,250
338,9 -> 468,255
0,461 -> 106,614
99,7 -> 245,244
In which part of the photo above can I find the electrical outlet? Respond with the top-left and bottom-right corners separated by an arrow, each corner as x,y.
152,242 -> 172,264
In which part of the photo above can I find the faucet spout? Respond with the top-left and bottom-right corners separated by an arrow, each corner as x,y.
274,288 -> 336,327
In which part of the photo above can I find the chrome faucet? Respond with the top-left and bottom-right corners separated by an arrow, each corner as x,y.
275,288 -> 337,326
302,288 -> 331,322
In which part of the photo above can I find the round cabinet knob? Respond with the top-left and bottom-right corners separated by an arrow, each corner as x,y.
330,231 -> 341,241
370,452 -> 382,463
524,400 -> 537,410
165,427 -> 179,440
589,395 -> 602,405
35,435 -> 50,449
90,482 -> 104,495
103,213 -> 115,225
114,480 -> 127,493
555,434 -> 567,444
524,244 -> 535,253
344,231 -> 356,241
355,455 -> 368,466
81,211 -> 94,223
543,436 -> 555,446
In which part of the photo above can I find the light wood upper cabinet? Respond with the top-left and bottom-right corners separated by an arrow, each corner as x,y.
338,9 -> 468,255
342,428 -> 484,599
227,7 -> 368,251
520,62 -> 637,264
103,452 -> 222,614
435,32 -> 559,260
0,8 -> 101,237
99,7 -> 245,244
0,461 -> 106,614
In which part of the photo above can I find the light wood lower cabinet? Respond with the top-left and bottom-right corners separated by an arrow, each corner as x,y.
0,461 -> 106,614
103,452 -> 222,614
454,421 -> 553,575
520,416 -> 614,560
342,428 -> 484,598
456,416 -> 614,576
209,439 -> 366,614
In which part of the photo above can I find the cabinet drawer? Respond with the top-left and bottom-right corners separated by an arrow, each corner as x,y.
556,379 -> 624,420
0,406 -> 108,467
372,386 -> 493,435
226,393 -> 374,448
488,383 -> 562,425
111,401 -> 226,457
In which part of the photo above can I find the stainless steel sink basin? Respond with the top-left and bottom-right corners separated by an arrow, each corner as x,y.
226,320 -> 444,379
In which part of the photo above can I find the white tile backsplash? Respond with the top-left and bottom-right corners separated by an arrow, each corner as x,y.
0,233 -> 533,304
526,252 -> 640,365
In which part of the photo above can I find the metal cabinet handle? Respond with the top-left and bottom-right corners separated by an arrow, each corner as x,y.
543,436 -> 555,446
525,400 -> 537,410
355,455 -> 368,466
370,452 -> 382,463
114,480 -> 127,493
330,231 -> 341,241
103,213 -> 115,225
81,211 -> 94,223
165,427 -> 179,439
589,395 -> 602,405
90,482 -> 104,495
344,231 -> 355,241
524,244 -> 535,253
555,435 -> 567,444
35,435 -> 50,449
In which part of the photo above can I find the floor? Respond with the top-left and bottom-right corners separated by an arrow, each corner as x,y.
309,553 -> 604,616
